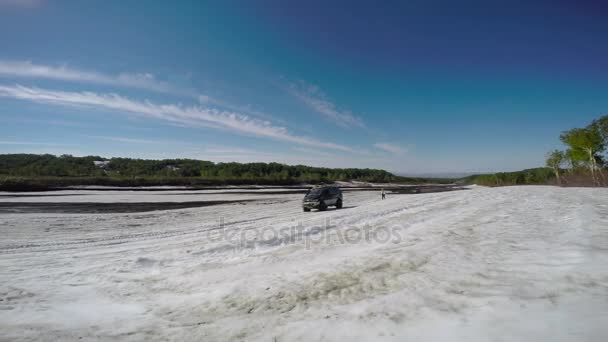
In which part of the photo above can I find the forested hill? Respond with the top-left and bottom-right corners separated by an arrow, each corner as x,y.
0,154 -> 397,185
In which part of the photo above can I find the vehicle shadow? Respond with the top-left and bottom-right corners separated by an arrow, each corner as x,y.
310,205 -> 357,212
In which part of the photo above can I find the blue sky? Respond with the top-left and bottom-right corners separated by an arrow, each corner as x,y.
0,0 -> 607,174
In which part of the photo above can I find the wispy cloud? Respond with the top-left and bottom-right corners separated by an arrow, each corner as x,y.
374,142 -> 407,155
0,60 -> 174,94
287,80 -> 365,128
0,84 -> 354,152
88,136 -> 173,145
0,60 -> 283,123
0,140 -> 67,146
198,94 -> 282,123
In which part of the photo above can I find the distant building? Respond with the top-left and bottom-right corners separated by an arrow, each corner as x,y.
93,160 -> 111,170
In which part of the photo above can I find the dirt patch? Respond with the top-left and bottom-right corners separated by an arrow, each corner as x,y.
0,199 -> 262,214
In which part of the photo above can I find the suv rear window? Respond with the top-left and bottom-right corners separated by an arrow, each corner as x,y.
307,188 -> 323,196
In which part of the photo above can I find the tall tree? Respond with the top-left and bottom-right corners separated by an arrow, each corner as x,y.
591,115 -> 608,154
564,149 -> 584,172
546,150 -> 565,185
590,116 -> 608,185
560,127 -> 605,185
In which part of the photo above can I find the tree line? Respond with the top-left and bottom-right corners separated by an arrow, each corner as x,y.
546,115 -> 608,186
463,168 -> 555,187
0,154 -> 399,188
9,114 -> 604,189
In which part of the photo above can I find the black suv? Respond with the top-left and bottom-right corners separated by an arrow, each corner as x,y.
302,185 -> 343,212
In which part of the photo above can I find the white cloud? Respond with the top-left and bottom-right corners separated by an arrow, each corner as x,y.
374,142 -> 407,155
0,84 -> 354,152
0,60 -> 282,123
198,93 -> 282,124
0,140 -> 67,146
0,60 -> 174,93
88,136 -> 173,145
287,80 -> 365,128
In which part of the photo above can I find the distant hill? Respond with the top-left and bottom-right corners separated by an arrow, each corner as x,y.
0,153 -> 453,191
397,172 -> 477,179
461,168 -> 556,186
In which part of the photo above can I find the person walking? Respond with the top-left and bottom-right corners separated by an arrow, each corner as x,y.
381,188 -> 386,200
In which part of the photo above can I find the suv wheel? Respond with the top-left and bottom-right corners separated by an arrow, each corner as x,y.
319,201 -> 327,211
336,199 -> 343,209
303,207 -> 311,212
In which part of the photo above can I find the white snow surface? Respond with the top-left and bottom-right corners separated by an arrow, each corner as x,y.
1,186 -> 608,341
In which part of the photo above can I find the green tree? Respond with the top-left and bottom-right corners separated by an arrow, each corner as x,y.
560,127 -> 605,185
591,115 -> 608,158
546,150 -> 565,185
564,149 -> 585,172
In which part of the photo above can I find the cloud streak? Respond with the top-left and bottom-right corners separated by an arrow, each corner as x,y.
287,81 -> 365,128
89,136 -> 175,145
374,142 -> 407,155
0,60 -> 282,123
0,84 -> 354,152
0,140 -> 67,146
0,60 -> 175,94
